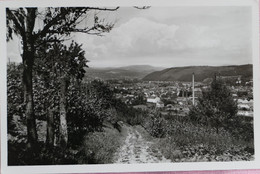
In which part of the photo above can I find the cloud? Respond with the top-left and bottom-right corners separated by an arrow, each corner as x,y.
51,7 -> 253,67
109,17 -> 179,55
6,7 -> 251,68
84,17 -> 222,60
7,39 -> 22,63
7,52 -> 21,63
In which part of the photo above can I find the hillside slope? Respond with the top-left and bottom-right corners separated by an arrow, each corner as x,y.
143,64 -> 252,82
84,65 -> 165,80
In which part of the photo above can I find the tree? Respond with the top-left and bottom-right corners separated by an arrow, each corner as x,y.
6,7 -> 119,150
34,41 -> 88,149
189,76 -> 238,133
7,63 -> 24,136
55,42 -> 88,149
67,80 -> 116,147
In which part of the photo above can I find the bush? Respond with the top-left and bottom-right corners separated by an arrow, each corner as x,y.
7,65 -> 122,164
112,99 -> 148,126
144,113 -> 167,138
226,117 -> 254,142
7,63 -> 24,135
79,128 -> 121,164
189,77 -> 238,133
156,118 -> 254,162
67,80 -> 118,147
8,140 -> 80,165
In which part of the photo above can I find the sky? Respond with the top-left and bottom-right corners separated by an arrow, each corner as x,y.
7,6 -> 252,68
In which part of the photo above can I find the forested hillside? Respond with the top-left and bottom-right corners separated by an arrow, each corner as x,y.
84,65 -> 164,80
143,64 -> 252,82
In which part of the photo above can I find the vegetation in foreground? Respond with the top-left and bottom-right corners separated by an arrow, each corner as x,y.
7,61 -> 147,165
154,117 -> 253,162
141,77 -> 254,162
8,61 -> 254,164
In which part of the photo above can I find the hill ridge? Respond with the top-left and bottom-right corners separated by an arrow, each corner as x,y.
143,64 -> 253,82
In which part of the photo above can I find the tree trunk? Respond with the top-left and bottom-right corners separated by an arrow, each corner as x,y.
46,108 -> 54,148
21,8 -> 38,151
59,77 -> 68,149
22,49 -> 38,150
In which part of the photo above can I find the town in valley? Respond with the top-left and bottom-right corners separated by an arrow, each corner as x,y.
85,65 -> 254,119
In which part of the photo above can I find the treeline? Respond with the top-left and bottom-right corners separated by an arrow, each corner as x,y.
6,7 -> 126,165
7,42 -> 92,164
8,55 -> 148,165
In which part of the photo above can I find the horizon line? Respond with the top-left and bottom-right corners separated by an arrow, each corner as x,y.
86,63 -> 253,69
7,61 -> 252,69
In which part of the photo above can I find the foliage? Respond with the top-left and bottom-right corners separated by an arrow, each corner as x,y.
187,76 -> 253,144
32,41 -> 88,118
7,63 -> 24,135
7,6 -> 152,165
189,77 -> 238,132
156,116 -> 254,162
7,7 -> 119,150
8,140 -> 81,165
225,116 -> 254,142
79,128 -> 122,164
36,41 -> 88,79
7,64 -> 120,164
112,98 -> 148,125
67,80 -> 116,147
143,111 -> 167,138
86,80 -> 114,109
131,93 -> 146,105
7,7 -> 118,42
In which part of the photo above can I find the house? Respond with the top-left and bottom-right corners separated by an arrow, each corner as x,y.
147,96 -> 161,103
237,99 -> 253,110
237,111 -> 253,117
238,104 -> 250,110
133,105 -> 148,110
156,101 -> 164,108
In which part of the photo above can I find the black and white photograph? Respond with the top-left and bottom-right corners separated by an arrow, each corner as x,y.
1,0 -> 260,173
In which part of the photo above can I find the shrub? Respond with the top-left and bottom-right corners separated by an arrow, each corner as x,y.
8,140 -> 79,165
112,98 -> 148,126
7,63 -> 24,135
79,128 -> 121,164
189,76 -> 238,133
144,113 -> 167,138
67,80 -> 117,147
225,117 -> 254,142
157,118 -> 254,162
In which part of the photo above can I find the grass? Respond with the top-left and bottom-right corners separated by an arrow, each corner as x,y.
134,125 -> 153,141
8,115 -> 124,165
78,124 -> 124,164
8,113 -> 254,165
155,118 -> 254,162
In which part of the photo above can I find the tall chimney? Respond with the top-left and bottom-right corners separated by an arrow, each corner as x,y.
192,73 -> 195,105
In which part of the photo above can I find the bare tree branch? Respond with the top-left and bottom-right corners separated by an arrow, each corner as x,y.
36,8 -> 71,38
36,7 -> 119,39
85,6 -> 120,11
133,6 -> 151,10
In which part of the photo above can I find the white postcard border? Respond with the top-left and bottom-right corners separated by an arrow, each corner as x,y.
0,0 -> 259,173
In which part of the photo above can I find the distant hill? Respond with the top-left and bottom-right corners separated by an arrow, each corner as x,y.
84,65 -> 165,80
143,64 -> 253,82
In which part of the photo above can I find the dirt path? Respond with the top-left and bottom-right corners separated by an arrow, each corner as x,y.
114,125 -> 171,164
